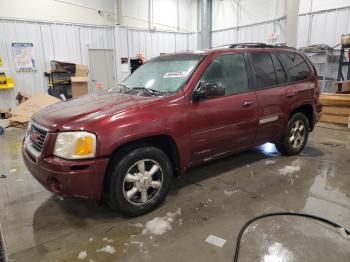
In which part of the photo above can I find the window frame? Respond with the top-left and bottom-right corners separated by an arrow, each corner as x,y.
247,50 -> 314,91
193,52 -> 254,100
247,51 -> 284,90
271,52 -> 288,85
275,51 -> 313,85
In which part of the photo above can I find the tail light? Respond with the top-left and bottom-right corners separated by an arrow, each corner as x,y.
314,79 -> 321,98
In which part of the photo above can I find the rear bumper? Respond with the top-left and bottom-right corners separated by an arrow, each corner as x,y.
22,146 -> 109,200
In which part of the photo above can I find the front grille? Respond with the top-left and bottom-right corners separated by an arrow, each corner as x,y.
29,123 -> 48,153
0,224 -> 5,262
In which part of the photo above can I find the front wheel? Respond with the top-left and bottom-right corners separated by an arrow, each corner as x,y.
275,112 -> 309,156
106,146 -> 173,216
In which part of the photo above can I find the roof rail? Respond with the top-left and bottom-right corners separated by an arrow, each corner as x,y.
228,43 -> 296,50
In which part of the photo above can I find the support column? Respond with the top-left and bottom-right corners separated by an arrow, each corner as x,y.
199,0 -> 212,49
286,0 -> 300,47
116,0 -> 123,25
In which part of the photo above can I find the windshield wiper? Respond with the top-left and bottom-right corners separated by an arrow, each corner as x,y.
131,87 -> 162,95
118,83 -> 134,94
118,83 -> 131,90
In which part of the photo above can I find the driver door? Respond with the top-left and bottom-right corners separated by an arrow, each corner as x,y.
188,53 -> 258,164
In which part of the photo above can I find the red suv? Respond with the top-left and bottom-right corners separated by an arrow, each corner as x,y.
23,43 -> 322,216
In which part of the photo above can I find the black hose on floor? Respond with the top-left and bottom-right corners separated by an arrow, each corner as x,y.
233,212 -> 350,262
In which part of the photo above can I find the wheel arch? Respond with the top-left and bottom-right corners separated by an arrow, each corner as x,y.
290,104 -> 314,131
103,134 -> 181,194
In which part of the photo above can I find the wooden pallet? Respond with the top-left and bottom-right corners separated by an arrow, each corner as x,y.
320,114 -> 349,125
320,93 -> 350,127
320,93 -> 350,106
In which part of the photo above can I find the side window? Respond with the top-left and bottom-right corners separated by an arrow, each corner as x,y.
271,53 -> 287,84
200,54 -> 249,96
278,52 -> 311,82
250,53 -> 278,89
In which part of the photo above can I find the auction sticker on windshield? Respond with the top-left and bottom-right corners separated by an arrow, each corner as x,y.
163,71 -> 186,78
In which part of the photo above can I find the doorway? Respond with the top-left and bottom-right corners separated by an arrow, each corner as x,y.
88,49 -> 115,93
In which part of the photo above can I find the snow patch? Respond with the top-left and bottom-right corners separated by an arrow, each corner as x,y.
96,245 -> 116,254
142,208 -> 182,235
263,242 -> 294,262
277,160 -> 300,176
245,224 -> 258,233
224,190 -> 239,196
265,159 -> 276,165
129,222 -> 143,228
77,251 -> 87,260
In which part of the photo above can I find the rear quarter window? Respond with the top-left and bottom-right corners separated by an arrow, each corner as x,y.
278,52 -> 311,82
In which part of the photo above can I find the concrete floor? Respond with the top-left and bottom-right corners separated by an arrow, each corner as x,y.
1,123 -> 350,262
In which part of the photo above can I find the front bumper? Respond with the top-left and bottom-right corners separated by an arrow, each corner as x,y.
22,146 -> 109,200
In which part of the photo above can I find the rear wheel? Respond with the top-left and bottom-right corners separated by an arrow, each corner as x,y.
275,113 -> 309,156
106,146 -> 173,216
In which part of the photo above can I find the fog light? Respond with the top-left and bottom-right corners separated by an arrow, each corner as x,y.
48,178 -> 61,193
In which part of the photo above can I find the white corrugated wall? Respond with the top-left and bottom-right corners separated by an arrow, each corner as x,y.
297,6 -> 350,48
212,19 -> 286,47
114,27 -> 198,83
211,4 -> 350,49
0,19 -> 115,108
0,19 -> 198,108
126,29 -> 194,59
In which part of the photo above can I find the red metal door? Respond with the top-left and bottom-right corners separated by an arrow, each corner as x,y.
189,91 -> 258,164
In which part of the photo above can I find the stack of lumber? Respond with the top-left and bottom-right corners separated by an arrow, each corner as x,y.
320,93 -> 350,126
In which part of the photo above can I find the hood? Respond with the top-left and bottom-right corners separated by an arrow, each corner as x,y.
32,92 -> 160,131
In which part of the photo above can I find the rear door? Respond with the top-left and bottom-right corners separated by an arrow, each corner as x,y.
277,52 -> 314,112
248,51 -> 290,144
189,53 -> 258,164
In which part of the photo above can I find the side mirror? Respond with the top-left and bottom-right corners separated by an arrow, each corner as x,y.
193,81 -> 225,101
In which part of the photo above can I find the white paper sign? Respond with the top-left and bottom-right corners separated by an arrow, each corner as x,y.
12,43 -> 36,71
163,71 -> 186,78
205,235 -> 227,247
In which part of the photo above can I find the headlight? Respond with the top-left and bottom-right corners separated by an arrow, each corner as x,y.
25,121 -> 32,138
54,132 -> 96,159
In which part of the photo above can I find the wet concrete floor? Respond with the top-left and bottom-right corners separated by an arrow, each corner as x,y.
0,123 -> 350,262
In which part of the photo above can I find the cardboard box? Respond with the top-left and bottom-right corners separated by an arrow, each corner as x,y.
75,64 -> 89,77
9,93 -> 60,124
16,91 -> 30,104
333,80 -> 350,93
341,34 -> 350,47
8,115 -> 29,128
0,108 -> 11,119
71,76 -> 89,98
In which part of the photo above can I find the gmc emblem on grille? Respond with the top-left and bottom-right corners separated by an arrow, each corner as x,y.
31,130 -> 40,143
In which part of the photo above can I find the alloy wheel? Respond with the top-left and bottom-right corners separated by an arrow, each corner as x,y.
122,159 -> 163,205
289,120 -> 306,149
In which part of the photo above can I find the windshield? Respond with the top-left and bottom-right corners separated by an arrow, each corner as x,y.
120,54 -> 203,95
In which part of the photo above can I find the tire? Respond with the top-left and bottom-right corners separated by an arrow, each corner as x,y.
106,146 -> 173,217
275,112 -> 309,156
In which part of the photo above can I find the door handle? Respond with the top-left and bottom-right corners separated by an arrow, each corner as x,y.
242,101 -> 253,107
286,92 -> 296,98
